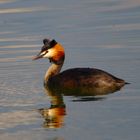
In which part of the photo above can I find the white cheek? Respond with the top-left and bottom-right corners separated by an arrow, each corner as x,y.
40,51 -> 46,55
43,50 -> 54,58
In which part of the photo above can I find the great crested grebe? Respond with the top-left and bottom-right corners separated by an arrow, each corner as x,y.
33,38 -> 128,95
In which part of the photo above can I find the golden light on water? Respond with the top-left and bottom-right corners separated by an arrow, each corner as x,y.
0,0 -> 17,4
0,6 -> 48,14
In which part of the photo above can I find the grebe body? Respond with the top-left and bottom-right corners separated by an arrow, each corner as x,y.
33,39 -> 128,95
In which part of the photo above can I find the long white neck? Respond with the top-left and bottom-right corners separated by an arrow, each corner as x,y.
44,62 -> 63,83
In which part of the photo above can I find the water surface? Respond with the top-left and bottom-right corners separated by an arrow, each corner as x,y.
0,0 -> 140,140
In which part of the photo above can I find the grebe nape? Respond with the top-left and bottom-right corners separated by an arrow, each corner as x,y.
33,38 -> 128,95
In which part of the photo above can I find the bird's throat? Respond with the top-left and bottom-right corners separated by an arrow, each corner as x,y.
44,63 -> 63,83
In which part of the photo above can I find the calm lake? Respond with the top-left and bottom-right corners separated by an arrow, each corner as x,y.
0,0 -> 140,140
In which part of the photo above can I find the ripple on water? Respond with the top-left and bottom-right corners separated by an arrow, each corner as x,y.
0,110 -> 40,133
0,6 -> 49,14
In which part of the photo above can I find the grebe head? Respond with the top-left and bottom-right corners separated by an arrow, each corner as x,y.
33,39 -> 65,64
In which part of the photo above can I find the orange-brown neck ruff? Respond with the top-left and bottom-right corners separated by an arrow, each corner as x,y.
49,43 -> 65,65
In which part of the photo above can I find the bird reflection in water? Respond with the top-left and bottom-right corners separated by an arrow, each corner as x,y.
38,83 -> 122,129
38,87 -> 66,128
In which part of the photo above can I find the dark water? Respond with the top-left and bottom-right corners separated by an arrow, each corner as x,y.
0,0 -> 140,140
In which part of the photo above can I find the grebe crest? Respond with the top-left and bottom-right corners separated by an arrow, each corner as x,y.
33,38 -> 129,95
